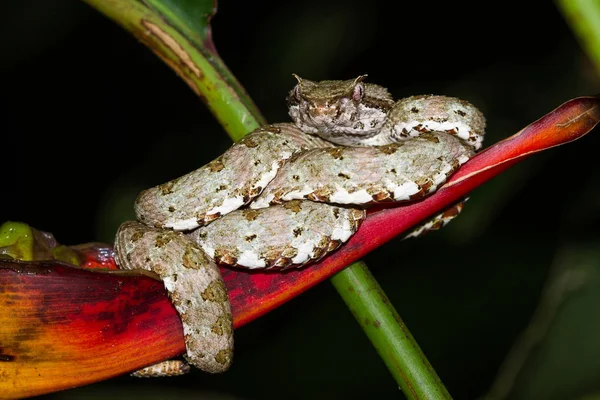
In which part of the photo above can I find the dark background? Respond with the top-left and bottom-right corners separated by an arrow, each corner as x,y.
2,1 -> 599,399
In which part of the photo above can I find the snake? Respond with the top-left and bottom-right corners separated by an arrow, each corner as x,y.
113,75 -> 486,377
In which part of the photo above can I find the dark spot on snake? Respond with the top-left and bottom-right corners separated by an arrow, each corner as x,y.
271,257 -> 293,269
280,246 -> 298,260
204,212 -> 221,224
155,235 -> 171,248
370,189 -> 392,202
215,349 -> 233,365
431,220 -> 444,230
131,231 -> 144,242
307,189 -> 331,202
249,186 -> 262,197
450,159 -> 460,171
172,273 -> 178,283
208,158 -> 225,172
351,209 -> 366,228
442,205 -> 461,218
414,124 -> 428,132
292,175 -> 300,181
327,239 -> 342,252
254,159 -> 261,166
159,181 -> 175,195
262,125 -> 282,134
293,227 -> 303,237
333,209 -> 340,219
326,148 -> 344,160
410,107 -> 419,113
243,136 -> 259,148
409,188 -> 426,200
201,279 -> 229,302
245,234 -> 257,242
313,236 -> 333,260
214,249 -> 238,266
312,246 -> 326,260
168,206 -> 176,212
338,172 -> 350,179
242,209 -> 260,221
215,185 -> 227,193
415,177 -> 433,193
389,168 -> 397,174
211,315 -> 232,336
182,247 -> 201,269
379,144 -> 399,155
455,109 -> 466,117
283,200 -> 303,213
420,133 -> 440,144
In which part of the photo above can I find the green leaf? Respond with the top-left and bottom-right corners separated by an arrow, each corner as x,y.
0,221 -> 34,260
0,221 -> 81,265
144,0 -> 216,48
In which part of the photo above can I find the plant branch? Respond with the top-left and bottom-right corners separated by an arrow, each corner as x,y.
331,262 -> 452,399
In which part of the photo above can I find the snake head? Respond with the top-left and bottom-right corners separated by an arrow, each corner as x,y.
287,74 -> 395,143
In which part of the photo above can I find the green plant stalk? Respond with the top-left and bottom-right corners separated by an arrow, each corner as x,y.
332,262 -> 451,400
556,0 -> 600,76
80,0 -> 265,139
82,0 -> 449,397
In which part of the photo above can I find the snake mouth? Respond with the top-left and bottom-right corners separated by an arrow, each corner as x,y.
303,110 -> 337,132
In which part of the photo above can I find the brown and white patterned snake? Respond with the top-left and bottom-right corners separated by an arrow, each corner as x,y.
113,75 -> 486,377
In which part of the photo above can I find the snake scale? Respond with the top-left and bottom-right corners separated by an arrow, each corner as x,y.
114,75 -> 486,376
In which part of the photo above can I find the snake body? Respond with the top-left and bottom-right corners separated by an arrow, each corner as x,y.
114,75 -> 485,376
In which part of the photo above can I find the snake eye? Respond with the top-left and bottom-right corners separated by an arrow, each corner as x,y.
352,83 -> 364,102
293,85 -> 302,102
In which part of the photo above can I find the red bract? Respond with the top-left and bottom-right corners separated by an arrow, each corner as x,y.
1,97 -> 598,399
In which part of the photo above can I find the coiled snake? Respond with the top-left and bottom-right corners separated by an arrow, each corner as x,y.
113,75 -> 485,377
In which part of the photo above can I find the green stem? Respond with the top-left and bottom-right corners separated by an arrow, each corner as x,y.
332,262 -> 451,400
82,0 -> 448,396
81,0 -> 265,139
556,0 -> 600,76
